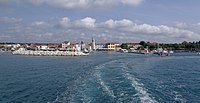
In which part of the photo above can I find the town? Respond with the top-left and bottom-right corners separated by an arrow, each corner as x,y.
1,38 -> 200,56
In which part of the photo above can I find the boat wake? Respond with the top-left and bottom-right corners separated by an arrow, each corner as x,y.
173,91 -> 187,103
124,72 -> 157,103
121,64 -> 158,103
94,59 -> 158,103
51,59 -> 158,103
94,61 -> 117,98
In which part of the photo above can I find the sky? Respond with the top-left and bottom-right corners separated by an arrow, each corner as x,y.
0,0 -> 200,43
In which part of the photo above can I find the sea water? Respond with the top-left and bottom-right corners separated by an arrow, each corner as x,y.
0,52 -> 200,103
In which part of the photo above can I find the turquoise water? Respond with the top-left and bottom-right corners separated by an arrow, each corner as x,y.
0,52 -> 200,103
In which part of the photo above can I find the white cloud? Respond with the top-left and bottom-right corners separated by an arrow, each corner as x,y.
102,19 -> 115,28
0,0 -> 144,10
40,0 -> 144,9
197,23 -> 200,26
1,16 -> 200,42
99,19 -> 200,41
120,0 -> 144,6
59,17 -> 71,28
31,21 -> 52,29
57,16 -> 97,29
32,21 -> 46,26
94,0 -> 114,5
75,17 -> 96,29
174,22 -> 188,29
0,17 -> 22,24
101,19 -> 134,28
45,0 -> 90,9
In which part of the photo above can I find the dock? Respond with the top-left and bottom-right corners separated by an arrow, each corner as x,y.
12,50 -> 88,56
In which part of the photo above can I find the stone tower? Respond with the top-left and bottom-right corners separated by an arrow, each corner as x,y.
92,37 -> 96,51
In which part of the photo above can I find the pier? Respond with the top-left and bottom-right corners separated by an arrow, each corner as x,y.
12,49 -> 88,56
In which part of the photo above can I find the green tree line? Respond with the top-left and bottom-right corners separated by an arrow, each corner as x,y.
121,41 -> 200,52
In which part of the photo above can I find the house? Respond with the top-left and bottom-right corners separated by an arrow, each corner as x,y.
32,44 -> 49,50
47,44 -> 61,51
31,43 -> 60,51
64,43 -> 81,52
2,43 -> 21,51
96,43 -> 106,51
125,43 -> 142,49
61,41 -> 70,49
106,42 -> 120,51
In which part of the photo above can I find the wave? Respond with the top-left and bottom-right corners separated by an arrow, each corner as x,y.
122,66 -> 158,103
94,59 -> 158,103
94,63 -> 116,98
173,91 -> 187,103
51,59 -> 158,103
52,60 -> 118,103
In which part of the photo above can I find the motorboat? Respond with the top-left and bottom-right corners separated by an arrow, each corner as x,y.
169,50 -> 174,54
158,50 -> 170,56
119,49 -> 128,53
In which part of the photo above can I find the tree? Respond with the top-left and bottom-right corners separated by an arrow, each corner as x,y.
121,43 -> 128,49
182,41 -> 188,45
139,41 -> 146,47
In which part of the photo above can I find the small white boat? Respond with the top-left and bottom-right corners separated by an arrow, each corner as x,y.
119,49 -> 128,53
83,49 -> 89,53
169,50 -> 174,54
197,52 -> 200,55
128,49 -> 139,53
158,50 -> 170,56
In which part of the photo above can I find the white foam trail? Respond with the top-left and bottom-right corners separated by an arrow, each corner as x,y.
122,68 -> 158,103
96,60 -> 158,103
174,91 -> 187,103
51,60 -> 118,103
94,62 -> 116,98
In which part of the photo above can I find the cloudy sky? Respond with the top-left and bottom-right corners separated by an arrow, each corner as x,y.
0,0 -> 200,43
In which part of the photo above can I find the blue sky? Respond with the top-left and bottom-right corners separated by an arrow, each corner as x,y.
0,0 -> 200,43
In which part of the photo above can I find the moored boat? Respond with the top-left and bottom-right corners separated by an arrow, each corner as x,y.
169,50 -> 174,54
119,49 -> 128,53
158,50 -> 170,56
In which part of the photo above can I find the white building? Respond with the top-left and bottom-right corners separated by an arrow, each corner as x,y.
62,41 -> 70,49
36,45 -> 49,50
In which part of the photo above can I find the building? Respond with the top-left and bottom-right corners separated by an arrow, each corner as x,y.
106,42 -> 120,51
107,43 -> 116,50
61,41 -> 70,49
47,44 -> 61,51
96,43 -> 106,50
80,41 -> 84,50
125,43 -> 142,49
91,37 -> 96,51
64,43 -> 81,52
31,43 -> 60,51
1,43 -> 21,51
